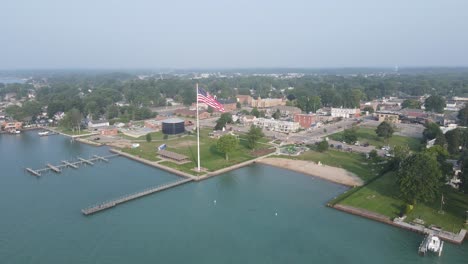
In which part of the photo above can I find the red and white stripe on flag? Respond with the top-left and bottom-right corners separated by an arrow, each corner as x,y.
197,87 -> 225,112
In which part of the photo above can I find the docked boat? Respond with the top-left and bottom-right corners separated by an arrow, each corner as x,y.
9,130 -> 21,134
38,131 -> 50,136
418,234 -> 444,256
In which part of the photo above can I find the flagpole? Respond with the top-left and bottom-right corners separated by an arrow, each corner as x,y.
196,83 -> 201,172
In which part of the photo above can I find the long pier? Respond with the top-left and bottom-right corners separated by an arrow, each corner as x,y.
82,178 -> 193,215
26,154 -> 119,176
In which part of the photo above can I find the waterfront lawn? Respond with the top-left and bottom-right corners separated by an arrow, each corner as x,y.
288,149 -> 379,181
339,172 -> 405,217
329,127 -> 421,151
338,173 -> 468,231
121,143 -> 161,161
165,132 -> 270,172
121,128 -> 273,173
405,187 -> 468,232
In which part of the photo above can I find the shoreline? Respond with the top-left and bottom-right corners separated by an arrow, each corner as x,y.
257,157 -> 364,187
331,204 -> 467,244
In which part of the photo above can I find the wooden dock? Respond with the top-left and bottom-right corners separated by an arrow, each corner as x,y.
62,160 -> 78,169
93,155 -> 109,162
47,163 -> 61,173
26,168 -> 41,176
78,157 -> 94,165
82,178 -> 193,215
25,154 -> 120,176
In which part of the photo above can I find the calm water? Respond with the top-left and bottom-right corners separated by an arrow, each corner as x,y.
0,131 -> 467,264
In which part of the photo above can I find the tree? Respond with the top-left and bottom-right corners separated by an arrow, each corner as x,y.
458,106 -> 468,126
362,106 -> 374,114
316,140 -> 329,152
424,95 -> 446,113
217,134 -> 239,160
386,145 -> 410,171
423,122 -> 443,141
251,107 -> 260,118
375,121 -> 394,141
214,113 -> 233,130
236,102 -> 241,109
401,99 -> 421,109
272,109 -> 281,119
343,128 -> 358,144
246,125 -> 264,149
146,133 -> 152,142
397,153 -> 442,204
445,128 -> 461,154
207,106 -> 214,114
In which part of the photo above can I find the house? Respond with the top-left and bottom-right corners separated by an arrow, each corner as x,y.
331,107 -> 360,119
241,115 -> 257,126
88,120 -> 109,129
251,97 -> 285,108
1,121 -> 22,132
294,113 -> 317,128
54,112 -> 65,121
253,118 -> 300,133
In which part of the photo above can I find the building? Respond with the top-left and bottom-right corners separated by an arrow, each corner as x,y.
331,108 -> 360,119
253,118 -> 300,133
2,121 -> 22,132
162,118 -> 185,135
268,106 -> 302,117
241,115 -> 257,126
174,108 -> 211,119
144,119 -> 162,130
294,113 -> 317,129
375,112 -> 400,124
236,95 -> 253,106
218,99 -> 237,112
99,126 -> 119,136
251,97 -> 285,108
88,120 -> 109,129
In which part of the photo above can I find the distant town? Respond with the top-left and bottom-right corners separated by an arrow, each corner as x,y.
1,68 -> 468,245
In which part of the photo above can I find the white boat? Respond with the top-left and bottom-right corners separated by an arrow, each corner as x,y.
427,235 -> 444,256
38,131 -> 50,136
419,234 -> 444,256
9,130 -> 21,134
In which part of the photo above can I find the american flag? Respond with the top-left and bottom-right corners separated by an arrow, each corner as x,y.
197,87 -> 225,112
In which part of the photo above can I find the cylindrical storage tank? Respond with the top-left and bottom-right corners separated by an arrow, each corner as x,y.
162,118 -> 185,135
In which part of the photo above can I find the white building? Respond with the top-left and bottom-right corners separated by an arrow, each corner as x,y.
331,107 -> 360,119
88,120 -> 110,129
253,118 -> 300,133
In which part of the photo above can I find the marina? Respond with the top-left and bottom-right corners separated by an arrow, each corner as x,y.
25,154 -> 119,176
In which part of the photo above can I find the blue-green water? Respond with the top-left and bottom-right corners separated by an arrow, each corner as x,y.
0,131 -> 467,263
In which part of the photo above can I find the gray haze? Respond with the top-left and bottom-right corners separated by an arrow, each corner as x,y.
1,0 -> 468,69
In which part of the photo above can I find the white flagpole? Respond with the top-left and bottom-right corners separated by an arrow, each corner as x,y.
196,83 -> 201,172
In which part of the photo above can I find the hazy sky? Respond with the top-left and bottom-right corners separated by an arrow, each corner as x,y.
1,0 -> 467,69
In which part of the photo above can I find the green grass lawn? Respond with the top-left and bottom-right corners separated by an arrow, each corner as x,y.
283,149 -> 380,182
120,128 -> 272,173
329,127 -> 421,151
338,172 -> 468,232
121,142 -> 161,161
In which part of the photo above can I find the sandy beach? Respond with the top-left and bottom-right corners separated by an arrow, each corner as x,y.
257,157 -> 364,187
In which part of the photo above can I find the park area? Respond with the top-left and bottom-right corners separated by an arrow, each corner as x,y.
336,172 -> 468,232
329,127 -> 421,151
120,128 -> 275,175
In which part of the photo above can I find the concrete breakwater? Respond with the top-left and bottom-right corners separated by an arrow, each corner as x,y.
332,204 -> 467,245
